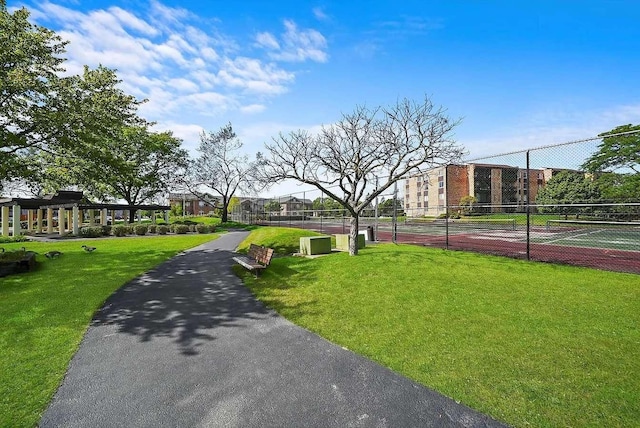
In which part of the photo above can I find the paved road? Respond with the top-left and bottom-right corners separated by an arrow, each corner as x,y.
41,231 -> 508,427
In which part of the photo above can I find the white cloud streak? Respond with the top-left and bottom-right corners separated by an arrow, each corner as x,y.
255,19 -> 328,63
29,1 -> 328,127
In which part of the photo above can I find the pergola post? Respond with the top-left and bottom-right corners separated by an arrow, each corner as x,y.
164,210 -> 169,224
12,205 -> 21,236
47,208 -> 54,233
151,210 -> 156,224
124,210 -> 129,225
66,210 -> 72,233
36,208 -> 43,233
27,210 -> 34,232
101,209 -> 108,226
1,206 -> 9,236
59,208 -> 66,235
72,206 -> 80,235
137,210 -> 142,223
89,209 -> 95,226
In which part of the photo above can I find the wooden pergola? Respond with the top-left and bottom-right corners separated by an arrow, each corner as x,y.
0,193 -> 170,237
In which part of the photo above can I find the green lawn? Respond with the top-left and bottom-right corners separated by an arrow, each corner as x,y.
238,239 -> 640,427
0,234 -> 218,427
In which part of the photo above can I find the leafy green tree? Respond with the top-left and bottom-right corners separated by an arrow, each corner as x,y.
264,200 -> 282,214
170,203 -> 183,217
459,195 -> 477,214
36,126 -> 187,222
583,124 -> 640,174
536,171 -> 601,216
227,196 -> 240,214
378,197 -> 404,216
1,2 -> 143,187
582,124 -> 640,203
188,123 -> 256,223
0,0 -> 66,183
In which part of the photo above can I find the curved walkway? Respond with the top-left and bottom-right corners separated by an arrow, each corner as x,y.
41,232 -> 508,427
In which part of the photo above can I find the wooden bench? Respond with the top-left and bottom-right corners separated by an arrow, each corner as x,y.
232,244 -> 274,277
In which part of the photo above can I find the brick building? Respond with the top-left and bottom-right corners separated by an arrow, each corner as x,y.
404,164 -> 558,217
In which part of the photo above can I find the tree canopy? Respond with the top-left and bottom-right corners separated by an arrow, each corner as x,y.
582,124 -> 640,203
535,170 -> 601,215
258,96 -> 463,254
1,1 -> 145,192
582,124 -> 640,174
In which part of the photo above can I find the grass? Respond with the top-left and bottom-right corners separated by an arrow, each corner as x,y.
236,226 -> 330,255
0,234 -> 218,428
238,236 -> 640,427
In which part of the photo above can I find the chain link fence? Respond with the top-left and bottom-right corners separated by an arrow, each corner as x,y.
231,132 -> 640,274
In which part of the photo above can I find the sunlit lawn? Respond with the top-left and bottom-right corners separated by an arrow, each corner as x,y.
238,232 -> 640,427
0,234 -> 217,427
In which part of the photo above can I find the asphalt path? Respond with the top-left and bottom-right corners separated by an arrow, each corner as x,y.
41,231 -> 509,427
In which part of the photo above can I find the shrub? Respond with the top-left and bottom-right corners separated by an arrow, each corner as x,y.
148,224 -> 157,234
189,224 -> 197,232
101,225 -> 112,236
0,235 -> 30,244
195,224 -> 209,234
79,226 -> 103,238
174,224 -> 190,234
134,225 -> 148,236
125,225 -> 135,235
112,225 -> 128,237
157,225 -> 169,235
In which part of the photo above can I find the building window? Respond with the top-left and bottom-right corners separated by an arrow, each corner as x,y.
417,202 -> 422,208
438,181 -> 444,188
439,193 -> 444,200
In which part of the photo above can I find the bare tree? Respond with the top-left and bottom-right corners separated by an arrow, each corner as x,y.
258,96 -> 464,255
188,123 -> 255,223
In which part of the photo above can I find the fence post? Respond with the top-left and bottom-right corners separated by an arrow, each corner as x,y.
374,176 -> 379,241
392,181 -> 397,243
445,166 -> 449,250
526,150 -> 531,260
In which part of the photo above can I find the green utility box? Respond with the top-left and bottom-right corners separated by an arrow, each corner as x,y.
299,236 -> 332,255
334,233 -> 365,251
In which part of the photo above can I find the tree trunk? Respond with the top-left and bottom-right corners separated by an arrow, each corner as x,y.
129,210 -> 136,224
349,215 -> 359,256
221,196 -> 228,223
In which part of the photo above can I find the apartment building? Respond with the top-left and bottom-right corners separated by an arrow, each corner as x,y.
404,164 -> 554,217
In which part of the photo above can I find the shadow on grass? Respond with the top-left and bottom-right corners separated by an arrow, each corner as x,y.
90,248 -> 275,356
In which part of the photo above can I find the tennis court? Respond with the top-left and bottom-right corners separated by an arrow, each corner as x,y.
262,217 -> 640,274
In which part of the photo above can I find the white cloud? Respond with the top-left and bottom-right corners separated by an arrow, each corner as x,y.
312,7 -> 329,21
27,1 -> 330,127
255,32 -> 280,50
240,104 -> 267,114
256,19 -> 328,63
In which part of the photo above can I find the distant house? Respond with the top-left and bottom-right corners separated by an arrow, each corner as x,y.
167,192 -> 219,216
277,196 -> 313,216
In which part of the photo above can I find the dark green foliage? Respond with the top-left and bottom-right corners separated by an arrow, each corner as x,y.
157,225 -> 168,235
0,235 -> 30,243
112,225 -> 128,237
148,224 -> 157,234
173,224 -> 189,234
101,225 -> 111,236
134,225 -> 147,236
195,224 -> 209,233
79,226 -> 103,238
536,170 -> 602,214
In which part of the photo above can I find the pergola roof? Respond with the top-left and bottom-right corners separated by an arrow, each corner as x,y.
0,197 -> 168,211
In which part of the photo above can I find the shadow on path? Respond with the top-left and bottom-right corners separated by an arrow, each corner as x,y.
41,232 -> 510,428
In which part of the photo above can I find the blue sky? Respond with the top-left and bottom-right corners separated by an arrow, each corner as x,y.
10,0 -> 640,197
